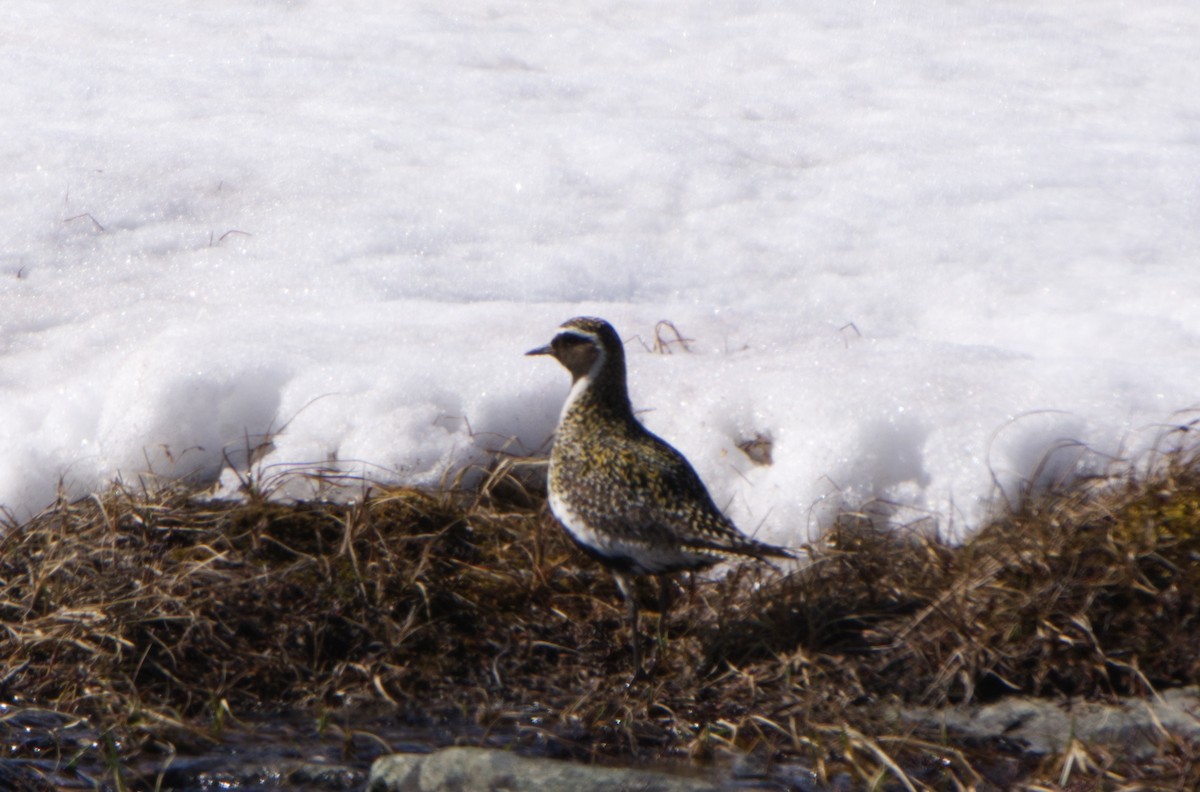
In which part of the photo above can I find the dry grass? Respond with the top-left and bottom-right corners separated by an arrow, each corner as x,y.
1,444 -> 1199,789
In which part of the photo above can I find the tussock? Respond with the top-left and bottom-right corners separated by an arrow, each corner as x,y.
2,446 -> 1199,789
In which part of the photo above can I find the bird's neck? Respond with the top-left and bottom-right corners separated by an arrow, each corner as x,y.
560,358 -> 634,426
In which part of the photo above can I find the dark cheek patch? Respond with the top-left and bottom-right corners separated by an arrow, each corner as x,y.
562,344 -> 598,379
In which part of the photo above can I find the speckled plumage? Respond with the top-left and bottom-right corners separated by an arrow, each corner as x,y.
528,317 -> 791,672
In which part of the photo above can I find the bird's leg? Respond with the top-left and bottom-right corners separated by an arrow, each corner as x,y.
652,574 -> 673,670
613,572 -> 643,678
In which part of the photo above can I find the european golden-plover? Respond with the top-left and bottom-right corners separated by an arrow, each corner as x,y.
527,316 -> 791,672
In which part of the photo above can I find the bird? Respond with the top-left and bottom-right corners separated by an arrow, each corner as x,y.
527,316 -> 792,674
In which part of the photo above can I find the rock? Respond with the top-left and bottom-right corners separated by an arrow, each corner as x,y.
900,686 -> 1200,759
367,747 -> 724,792
154,756 -> 365,790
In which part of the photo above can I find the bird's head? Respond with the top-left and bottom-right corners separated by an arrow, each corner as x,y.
526,316 -> 624,383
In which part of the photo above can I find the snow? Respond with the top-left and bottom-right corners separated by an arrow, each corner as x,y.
3,1 -> 1200,543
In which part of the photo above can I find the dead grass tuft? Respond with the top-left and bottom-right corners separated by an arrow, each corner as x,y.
2,445 -> 1199,788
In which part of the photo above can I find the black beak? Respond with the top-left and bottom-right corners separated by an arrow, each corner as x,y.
526,344 -> 553,357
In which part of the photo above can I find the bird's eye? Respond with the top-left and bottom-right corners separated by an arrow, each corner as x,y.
556,333 -> 591,347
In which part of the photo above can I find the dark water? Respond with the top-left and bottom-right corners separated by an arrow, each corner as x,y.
1,704 -> 765,791
4,703 -> 1002,791
1,704 -> 427,791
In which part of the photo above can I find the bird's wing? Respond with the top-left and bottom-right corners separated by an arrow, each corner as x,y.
589,427 -> 790,560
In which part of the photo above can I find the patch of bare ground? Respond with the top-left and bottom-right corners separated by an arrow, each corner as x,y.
2,440 -> 1199,789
